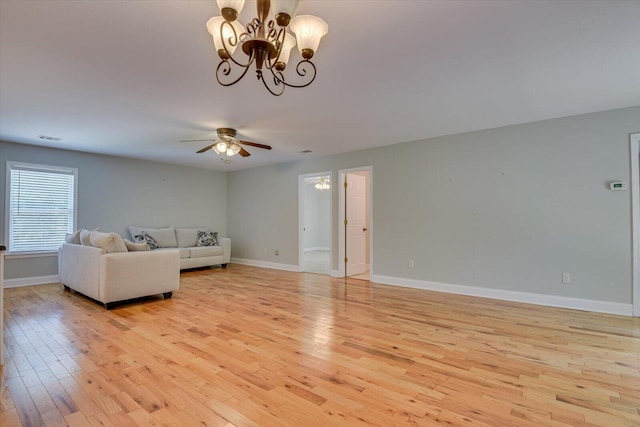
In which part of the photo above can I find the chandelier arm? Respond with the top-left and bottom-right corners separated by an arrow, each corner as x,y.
264,26 -> 286,71
216,60 -> 252,87
259,72 -> 285,96
271,60 -> 317,88
220,21 -> 255,68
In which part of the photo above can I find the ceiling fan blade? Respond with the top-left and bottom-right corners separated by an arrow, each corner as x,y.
181,139 -> 215,143
197,144 -> 215,154
239,147 -> 251,157
239,140 -> 272,150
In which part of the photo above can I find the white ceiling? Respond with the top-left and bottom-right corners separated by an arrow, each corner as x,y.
1,0 -> 639,171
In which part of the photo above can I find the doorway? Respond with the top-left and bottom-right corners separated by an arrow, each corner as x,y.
298,172 -> 332,275
338,167 -> 372,279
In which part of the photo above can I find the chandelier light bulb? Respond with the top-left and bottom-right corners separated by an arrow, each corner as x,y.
216,0 -> 245,21
275,33 -> 296,71
207,17 -> 244,58
271,0 -> 301,26
290,15 -> 328,59
315,178 -> 330,191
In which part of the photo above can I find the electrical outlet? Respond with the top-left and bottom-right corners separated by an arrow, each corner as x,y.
562,272 -> 571,284
275,249 -> 279,256
408,259 -> 414,268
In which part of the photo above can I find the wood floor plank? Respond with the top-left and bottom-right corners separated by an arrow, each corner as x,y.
2,264 -> 640,426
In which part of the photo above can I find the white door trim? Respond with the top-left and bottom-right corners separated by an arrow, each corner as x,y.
298,171 -> 332,274
630,133 -> 640,316
338,166 -> 373,278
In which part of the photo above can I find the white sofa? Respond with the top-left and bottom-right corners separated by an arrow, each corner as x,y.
59,243 -> 180,309
128,226 -> 230,270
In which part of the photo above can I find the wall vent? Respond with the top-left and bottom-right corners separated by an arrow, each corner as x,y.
38,135 -> 62,141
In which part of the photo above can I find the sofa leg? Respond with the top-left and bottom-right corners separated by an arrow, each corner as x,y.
63,285 -> 70,291
221,263 -> 228,268
104,302 -> 114,310
163,292 -> 173,299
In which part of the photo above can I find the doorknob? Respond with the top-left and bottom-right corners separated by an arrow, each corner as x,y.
363,227 -> 368,232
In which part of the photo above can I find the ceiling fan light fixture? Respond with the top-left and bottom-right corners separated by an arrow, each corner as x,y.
215,141 -> 229,153
186,127 -> 272,159
227,142 -> 242,156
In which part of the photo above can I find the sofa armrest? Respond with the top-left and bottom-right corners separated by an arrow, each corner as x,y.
99,249 -> 180,303
59,243 -> 106,301
220,237 -> 231,263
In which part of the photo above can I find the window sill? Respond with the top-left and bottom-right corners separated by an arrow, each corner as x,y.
5,251 -> 59,260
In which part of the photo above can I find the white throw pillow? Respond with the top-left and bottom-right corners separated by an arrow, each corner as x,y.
80,228 -> 99,246
123,239 -> 150,251
65,229 -> 82,244
90,231 -> 128,253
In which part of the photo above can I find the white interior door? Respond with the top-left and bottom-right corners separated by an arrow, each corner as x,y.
346,173 -> 367,276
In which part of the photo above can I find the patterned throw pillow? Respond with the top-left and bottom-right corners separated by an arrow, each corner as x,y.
134,232 -> 159,250
196,231 -> 218,247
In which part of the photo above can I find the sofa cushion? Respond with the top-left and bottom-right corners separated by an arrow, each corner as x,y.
197,231 -> 218,247
129,226 -> 177,248
123,239 -> 150,251
80,228 -> 98,246
90,231 -> 128,253
176,228 -> 203,248
134,232 -> 159,250
190,246 -> 223,258
65,229 -> 82,244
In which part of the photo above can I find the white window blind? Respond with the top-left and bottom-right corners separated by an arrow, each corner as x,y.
7,162 -> 77,254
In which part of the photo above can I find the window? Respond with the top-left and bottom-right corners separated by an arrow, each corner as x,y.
6,162 -> 78,255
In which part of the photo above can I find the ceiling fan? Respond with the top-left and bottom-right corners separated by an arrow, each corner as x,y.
181,128 -> 272,157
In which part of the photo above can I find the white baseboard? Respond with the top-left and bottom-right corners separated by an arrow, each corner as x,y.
231,258 -> 301,272
3,269 -> 630,315
371,274 -> 632,316
303,247 -> 330,253
4,274 -> 60,289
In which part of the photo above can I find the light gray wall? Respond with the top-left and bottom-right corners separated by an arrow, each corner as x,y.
0,141 -> 226,280
227,106 -> 640,305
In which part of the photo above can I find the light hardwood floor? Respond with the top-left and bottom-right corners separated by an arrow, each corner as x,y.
1,264 -> 639,426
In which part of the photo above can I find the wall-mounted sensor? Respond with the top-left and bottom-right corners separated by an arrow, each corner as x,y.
609,182 -> 627,191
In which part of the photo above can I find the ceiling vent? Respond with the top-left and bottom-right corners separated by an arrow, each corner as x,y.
299,150 -> 312,153
38,135 -> 62,141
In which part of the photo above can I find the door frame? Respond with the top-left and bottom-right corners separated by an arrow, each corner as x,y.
298,171 -> 332,273
630,133 -> 640,316
338,166 -> 373,278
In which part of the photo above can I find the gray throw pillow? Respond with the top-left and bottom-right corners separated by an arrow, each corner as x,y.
196,231 -> 218,247
134,232 -> 159,250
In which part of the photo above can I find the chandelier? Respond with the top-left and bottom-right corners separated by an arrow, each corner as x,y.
206,0 -> 328,96
315,177 -> 330,191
